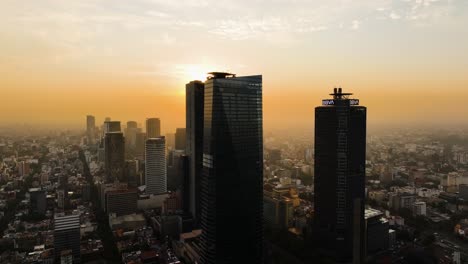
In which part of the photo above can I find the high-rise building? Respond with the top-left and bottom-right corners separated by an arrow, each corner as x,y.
146,118 -> 161,138
57,189 -> 65,209
104,121 -> 121,133
127,121 -> 137,129
390,193 -> 415,211
165,133 -> 176,149
29,188 -> 46,215
263,194 -> 294,230
135,132 -> 147,159
125,160 -> 139,187
175,128 -> 186,151
200,73 -> 263,264
125,121 -> 139,149
54,214 -> 81,263
364,208 -> 389,257
186,80 -> 204,224
313,88 -> 366,263
167,149 -> 186,191
86,115 -> 96,145
145,137 -> 167,195
104,132 -> 125,182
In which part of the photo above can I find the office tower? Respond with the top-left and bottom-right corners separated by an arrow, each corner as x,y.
125,160 -> 139,187
390,193 -> 415,211
263,193 -> 294,230
104,132 -> 125,182
86,115 -> 96,145
29,188 -> 46,215
186,80 -> 204,223
200,73 -> 263,264
146,118 -> 161,138
57,189 -> 65,209
314,88 -> 366,263
58,174 -> 70,209
175,128 -> 186,151
364,209 -> 389,257
125,121 -> 139,149
54,214 -> 81,263
167,149 -> 185,190
18,161 -> 30,177
145,137 -> 167,195
104,121 -> 121,133
180,155 -> 190,214
165,133 -> 176,149
106,188 -> 138,216
127,121 -> 137,129
135,132 -> 147,158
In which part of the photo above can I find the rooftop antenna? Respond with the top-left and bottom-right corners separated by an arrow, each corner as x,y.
330,87 -> 352,99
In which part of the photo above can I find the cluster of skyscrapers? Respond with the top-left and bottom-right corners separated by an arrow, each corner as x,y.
86,73 -> 367,263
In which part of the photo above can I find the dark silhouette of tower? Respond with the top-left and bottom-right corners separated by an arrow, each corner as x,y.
104,132 -> 125,182
186,80 -> 204,224
199,73 -> 263,264
86,115 -> 96,145
313,88 -> 366,263
104,121 -> 121,133
125,121 -> 139,149
175,128 -> 187,151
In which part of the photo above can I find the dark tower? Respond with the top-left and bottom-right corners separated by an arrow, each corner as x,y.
104,132 -> 125,182
313,88 -> 366,263
175,128 -> 187,151
186,80 -> 204,224
86,115 -> 96,145
200,73 -> 263,264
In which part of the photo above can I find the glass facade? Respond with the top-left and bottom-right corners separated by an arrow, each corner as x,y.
200,75 -> 263,264
186,81 -> 204,224
104,132 -> 125,182
314,93 -> 366,263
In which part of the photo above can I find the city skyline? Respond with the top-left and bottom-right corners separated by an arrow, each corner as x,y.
2,1 -> 468,263
2,0 -> 468,132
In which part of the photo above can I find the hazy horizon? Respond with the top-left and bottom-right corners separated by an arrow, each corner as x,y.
2,0 -> 468,134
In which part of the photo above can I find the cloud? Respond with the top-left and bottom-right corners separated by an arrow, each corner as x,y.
351,20 -> 361,30
161,33 -> 176,45
390,12 -> 401,20
0,0 -> 461,64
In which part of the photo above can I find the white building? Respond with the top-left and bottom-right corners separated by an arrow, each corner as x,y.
145,137 -> 167,195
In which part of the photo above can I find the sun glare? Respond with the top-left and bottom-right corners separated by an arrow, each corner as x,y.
186,65 -> 208,82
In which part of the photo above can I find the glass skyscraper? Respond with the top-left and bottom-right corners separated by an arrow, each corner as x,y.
200,73 -> 263,264
313,88 -> 366,263
186,80 -> 204,224
104,132 -> 125,183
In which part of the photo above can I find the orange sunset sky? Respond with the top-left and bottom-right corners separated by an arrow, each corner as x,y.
1,0 -> 468,133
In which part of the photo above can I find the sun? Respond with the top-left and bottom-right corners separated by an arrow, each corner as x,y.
185,64 -> 208,82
